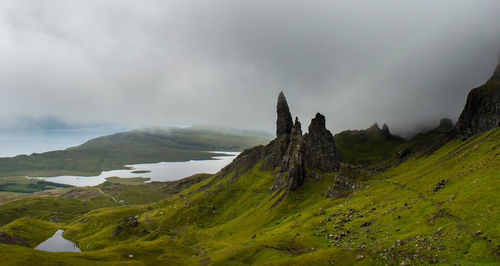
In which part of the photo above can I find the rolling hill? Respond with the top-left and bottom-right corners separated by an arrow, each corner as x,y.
0,126 -> 270,177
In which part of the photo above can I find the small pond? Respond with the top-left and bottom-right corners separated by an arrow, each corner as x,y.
35,229 -> 81,252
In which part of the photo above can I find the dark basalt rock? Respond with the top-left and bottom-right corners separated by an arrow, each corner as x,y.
438,118 -> 453,130
272,118 -> 306,191
260,135 -> 290,170
303,113 -> 342,172
222,92 -> 343,192
493,57 -> 500,80
381,124 -> 391,140
456,61 -> 500,139
276,91 -> 294,137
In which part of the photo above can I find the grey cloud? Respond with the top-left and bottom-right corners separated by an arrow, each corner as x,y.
0,0 -> 499,136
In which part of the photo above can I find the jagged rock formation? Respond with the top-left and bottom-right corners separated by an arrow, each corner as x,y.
222,91 -> 342,192
276,92 -> 294,137
272,118 -> 306,191
456,60 -> 500,139
338,122 -> 400,142
303,113 -> 342,172
381,124 -> 391,140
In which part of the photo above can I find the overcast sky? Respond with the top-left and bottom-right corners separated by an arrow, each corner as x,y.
1,0 -> 499,136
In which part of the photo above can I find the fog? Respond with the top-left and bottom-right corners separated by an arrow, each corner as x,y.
1,0 -> 499,136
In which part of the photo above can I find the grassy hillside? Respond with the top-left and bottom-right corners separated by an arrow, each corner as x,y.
72,126 -> 270,152
334,121 -> 454,168
0,126 -> 270,177
0,128 -> 498,265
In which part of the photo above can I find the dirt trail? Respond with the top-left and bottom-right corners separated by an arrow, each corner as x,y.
96,188 -> 121,203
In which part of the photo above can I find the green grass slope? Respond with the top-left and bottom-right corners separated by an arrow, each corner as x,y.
0,129 -> 498,265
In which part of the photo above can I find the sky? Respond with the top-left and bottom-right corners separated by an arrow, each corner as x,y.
1,0 -> 500,136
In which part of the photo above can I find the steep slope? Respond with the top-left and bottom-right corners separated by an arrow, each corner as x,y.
0,90 -> 498,265
456,59 -> 500,139
334,123 -> 406,167
0,128 -> 497,265
334,119 -> 456,168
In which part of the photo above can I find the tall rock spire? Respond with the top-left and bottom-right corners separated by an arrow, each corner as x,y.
276,91 -> 293,137
272,117 -> 306,191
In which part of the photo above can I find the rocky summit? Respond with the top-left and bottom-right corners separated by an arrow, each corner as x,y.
303,113 -> 342,172
456,60 -> 500,139
225,92 -> 342,192
276,91 -> 294,137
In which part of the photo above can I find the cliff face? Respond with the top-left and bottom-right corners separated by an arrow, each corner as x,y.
272,118 -> 306,191
303,113 -> 342,172
456,62 -> 500,139
223,92 -> 342,192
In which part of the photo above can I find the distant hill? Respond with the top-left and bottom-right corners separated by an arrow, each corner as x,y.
0,126 -> 271,177
334,119 -> 455,168
70,126 -> 270,152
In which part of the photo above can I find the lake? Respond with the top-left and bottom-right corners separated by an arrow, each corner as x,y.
35,229 -> 81,252
33,152 -> 239,187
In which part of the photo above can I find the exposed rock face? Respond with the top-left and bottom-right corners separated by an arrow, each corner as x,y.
381,124 -> 391,140
456,61 -> 500,139
276,91 -> 294,137
260,136 -> 290,170
325,165 -> 363,198
304,113 -> 342,172
272,118 -> 306,191
493,58 -> 500,80
438,118 -> 453,130
221,92 -> 342,192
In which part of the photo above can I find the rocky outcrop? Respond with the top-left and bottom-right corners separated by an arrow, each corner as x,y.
221,92 -> 342,192
456,61 -> 500,139
272,118 -> 306,191
493,58 -> 500,80
325,165 -> 364,198
303,113 -> 342,172
381,124 -> 391,140
276,92 -> 294,137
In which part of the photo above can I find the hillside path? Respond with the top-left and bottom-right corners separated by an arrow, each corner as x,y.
96,188 -> 121,203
